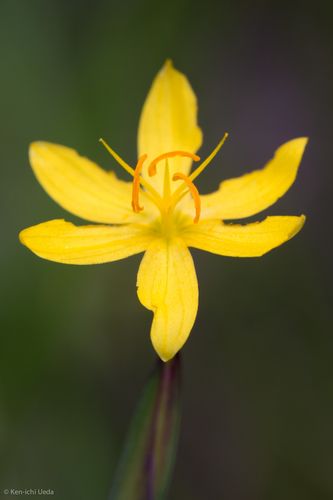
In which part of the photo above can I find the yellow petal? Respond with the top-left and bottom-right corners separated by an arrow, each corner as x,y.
138,60 -> 203,193
183,215 -> 305,257
19,219 -> 154,264
137,237 -> 198,361
198,138 -> 308,220
29,142 -> 155,224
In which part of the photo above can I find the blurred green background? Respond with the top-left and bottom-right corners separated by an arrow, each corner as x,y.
1,0 -> 332,499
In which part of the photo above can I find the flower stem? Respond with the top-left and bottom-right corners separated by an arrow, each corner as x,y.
109,355 -> 182,500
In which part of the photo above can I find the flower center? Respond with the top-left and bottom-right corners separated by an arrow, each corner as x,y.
145,150 -> 202,223
99,133 -> 228,224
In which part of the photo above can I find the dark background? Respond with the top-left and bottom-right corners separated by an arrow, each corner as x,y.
1,1 -> 332,499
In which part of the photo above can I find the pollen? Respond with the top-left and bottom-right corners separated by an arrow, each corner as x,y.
148,151 -> 200,177
172,172 -> 201,223
131,154 -> 147,213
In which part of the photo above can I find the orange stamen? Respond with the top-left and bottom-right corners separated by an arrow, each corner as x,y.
172,172 -> 201,224
148,151 -> 200,176
131,154 -> 147,213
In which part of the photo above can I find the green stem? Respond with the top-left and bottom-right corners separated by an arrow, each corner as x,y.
109,355 -> 182,500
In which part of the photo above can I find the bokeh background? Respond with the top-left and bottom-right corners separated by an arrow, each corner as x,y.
1,1 -> 332,499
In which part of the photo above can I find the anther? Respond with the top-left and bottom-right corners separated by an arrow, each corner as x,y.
172,172 -> 201,224
132,154 -> 147,213
148,151 -> 200,177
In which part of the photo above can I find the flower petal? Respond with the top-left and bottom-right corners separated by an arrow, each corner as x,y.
29,142 -> 155,224
138,60 -> 203,193
198,138 -> 308,220
183,215 -> 305,257
19,219 -> 154,264
137,237 -> 198,361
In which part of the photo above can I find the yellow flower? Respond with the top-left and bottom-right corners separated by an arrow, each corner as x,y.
19,61 -> 307,362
